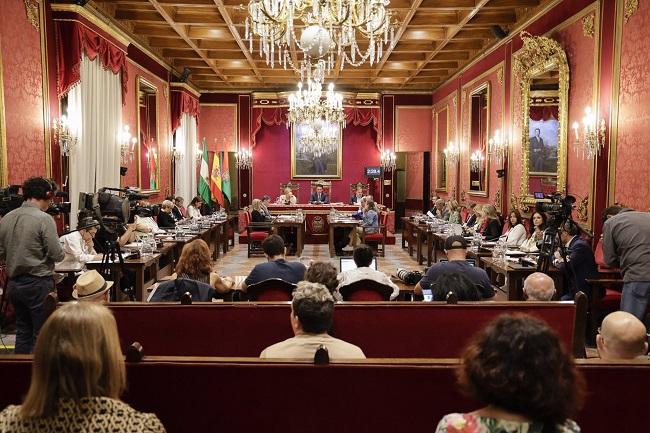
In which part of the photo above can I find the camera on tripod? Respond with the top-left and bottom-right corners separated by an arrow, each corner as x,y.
0,183 -> 70,216
78,187 -> 159,235
535,192 -> 575,231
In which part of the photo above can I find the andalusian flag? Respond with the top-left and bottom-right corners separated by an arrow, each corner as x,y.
198,138 -> 212,206
221,151 -> 232,205
210,151 -> 224,206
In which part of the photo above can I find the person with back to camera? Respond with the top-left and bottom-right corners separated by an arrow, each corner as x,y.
0,302 -> 166,432
597,311 -> 649,360
336,244 -> 400,300
0,177 -> 65,354
260,281 -> 365,359
430,272 -> 481,301
305,261 -> 342,301
414,236 -> 495,299
242,235 -> 306,289
435,314 -> 585,433
172,239 -> 234,293
523,272 -> 556,301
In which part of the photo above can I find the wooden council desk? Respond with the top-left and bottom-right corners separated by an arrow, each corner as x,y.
268,204 -> 361,244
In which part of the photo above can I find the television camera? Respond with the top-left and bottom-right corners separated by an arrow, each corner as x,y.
0,184 -> 70,217
534,193 -> 576,273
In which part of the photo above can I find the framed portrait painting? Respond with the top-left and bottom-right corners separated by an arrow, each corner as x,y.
290,123 -> 342,179
528,117 -> 559,176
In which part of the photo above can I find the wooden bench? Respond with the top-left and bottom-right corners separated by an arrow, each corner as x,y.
0,356 -> 647,433
105,299 -> 586,358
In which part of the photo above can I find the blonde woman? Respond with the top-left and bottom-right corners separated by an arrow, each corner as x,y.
447,200 -> 461,224
480,204 -> 502,241
0,302 -> 165,432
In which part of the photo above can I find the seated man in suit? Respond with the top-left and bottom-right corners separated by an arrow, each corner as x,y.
349,185 -> 365,205
309,185 -> 330,204
553,220 -> 598,300
242,235 -> 306,289
336,244 -> 399,300
260,281 -> 365,359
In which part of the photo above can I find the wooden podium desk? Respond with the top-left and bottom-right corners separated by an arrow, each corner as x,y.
268,204 -> 360,244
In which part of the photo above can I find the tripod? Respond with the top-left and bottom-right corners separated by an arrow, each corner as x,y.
100,239 -> 135,302
536,220 -> 580,298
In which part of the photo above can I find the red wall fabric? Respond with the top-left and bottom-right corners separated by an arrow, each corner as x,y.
405,152 -> 423,200
251,122 -> 379,203
395,107 -> 432,152
0,0 -> 48,184
199,105 -> 238,153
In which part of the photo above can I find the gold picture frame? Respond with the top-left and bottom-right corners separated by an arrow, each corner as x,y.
136,76 -> 160,193
435,105 -> 449,192
467,82 -> 490,197
290,124 -> 342,179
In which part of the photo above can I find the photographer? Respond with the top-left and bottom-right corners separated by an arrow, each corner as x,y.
0,177 -> 64,353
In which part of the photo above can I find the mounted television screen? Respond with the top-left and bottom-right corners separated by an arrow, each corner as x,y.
365,166 -> 382,177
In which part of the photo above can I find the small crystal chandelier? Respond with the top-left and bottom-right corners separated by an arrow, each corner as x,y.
236,148 -> 253,169
288,79 -> 344,128
52,115 -> 78,156
443,141 -> 460,164
118,125 -> 137,164
244,0 -> 397,74
380,150 -> 396,170
488,129 -> 508,165
572,106 -> 606,160
470,150 -> 484,172
298,122 -> 338,157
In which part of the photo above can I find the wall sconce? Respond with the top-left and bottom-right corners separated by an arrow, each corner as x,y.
236,148 -> 253,169
118,125 -> 137,164
380,150 -> 396,170
443,141 -> 460,164
171,144 -> 183,162
52,114 -> 78,156
470,150 -> 484,172
572,106 -> 606,160
488,129 -> 508,165
195,143 -> 203,162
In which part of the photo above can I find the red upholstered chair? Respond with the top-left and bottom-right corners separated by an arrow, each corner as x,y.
338,279 -> 393,301
246,221 -> 273,258
361,211 -> 387,257
245,279 -> 296,301
311,180 -> 332,196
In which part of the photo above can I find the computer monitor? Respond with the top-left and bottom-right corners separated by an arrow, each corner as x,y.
340,256 -> 377,272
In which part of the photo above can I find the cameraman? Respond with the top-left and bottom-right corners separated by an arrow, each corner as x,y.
0,177 -> 64,353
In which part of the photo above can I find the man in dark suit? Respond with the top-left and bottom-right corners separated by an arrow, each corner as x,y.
350,186 -> 364,204
530,128 -> 545,172
309,185 -> 329,204
554,220 -> 598,300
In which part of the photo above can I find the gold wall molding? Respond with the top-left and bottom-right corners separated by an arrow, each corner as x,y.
24,0 -> 40,30
582,13 -> 595,38
452,95 -> 457,107
494,188 -> 502,209
625,0 -> 639,23
510,193 -> 518,212
497,67 -> 504,85
577,196 -> 589,222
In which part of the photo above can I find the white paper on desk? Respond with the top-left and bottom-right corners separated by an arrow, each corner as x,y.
427,211 -> 435,219
124,242 -> 143,250
506,250 -> 526,256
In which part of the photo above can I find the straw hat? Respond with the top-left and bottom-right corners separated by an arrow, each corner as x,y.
72,270 -> 113,300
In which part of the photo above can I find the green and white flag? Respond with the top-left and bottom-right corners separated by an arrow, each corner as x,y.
198,138 -> 212,207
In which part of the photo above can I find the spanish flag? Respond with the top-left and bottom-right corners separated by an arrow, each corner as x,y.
210,151 -> 224,207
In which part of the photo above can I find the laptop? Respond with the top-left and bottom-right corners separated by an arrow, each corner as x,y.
340,256 -> 377,272
437,258 -> 476,267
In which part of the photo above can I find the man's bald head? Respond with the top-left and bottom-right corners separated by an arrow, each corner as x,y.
597,311 -> 648,361
523,272 -> 556,301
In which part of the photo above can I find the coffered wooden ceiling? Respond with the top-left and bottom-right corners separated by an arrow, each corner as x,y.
88,0 -> 555,92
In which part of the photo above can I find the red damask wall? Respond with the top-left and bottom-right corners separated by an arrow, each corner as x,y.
251,122 -> 379,203
395,106 -> 432,152
0,0 -> 48,184
615,0 -> 650,210
199,105 -> 238,154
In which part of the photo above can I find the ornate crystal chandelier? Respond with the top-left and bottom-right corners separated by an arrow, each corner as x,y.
118,125 -> 137,164
288,79 -> 344,128
572,106 -> 606,160
52,114 -> 78,156
443,141 -> 460,164
380,150 -> 396,170
244,0 -> 397,73
470,150 -> 484,172
298,121 -> 338,157
236,148 -> 253,169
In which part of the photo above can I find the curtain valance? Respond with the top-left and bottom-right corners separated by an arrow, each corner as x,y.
529,105 -> 559,122
171,90 -> 200,133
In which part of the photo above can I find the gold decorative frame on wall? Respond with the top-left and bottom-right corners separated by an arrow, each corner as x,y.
136,76 -> 161,193
290,124 -> 343,179
434,105 -> 449,192
467,82 -> 490,197
513,31 -> 569,207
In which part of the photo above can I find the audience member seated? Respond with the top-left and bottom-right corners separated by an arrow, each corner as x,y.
554,220 -> 598,301
57,217 -> 102,271
186,196 -> 203,219
350,185 -> 365,204
276,187 -> 297,205
343,200 -> 379,251
415,236 -> 495,299
305,261 -> 342,301
430,272 -> 481,301
251,199 -> 270,222
336,244 -> 399,300
499,209 -> 527,247
0,302 -> 166,432
520,211 -> 547,252
260,281 -> 365,359
309,184 -> 330,204
243,235 -> 306,289
431,198 -> 449,220
523,272 -> 556,301
464,203 -> 478,227
446,199 -> 461,224
172,196 -> 185,220
480,204 -> 502,241
157,200 -> 177,229
260,195 -> 273,219
435,314 -> 584,433
596,311 -> 649,361
172,239 -> 233,294
71,269 -> 112,304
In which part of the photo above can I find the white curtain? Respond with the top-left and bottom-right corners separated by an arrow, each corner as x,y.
174,113 -> 198,203
68,55 -> 122,229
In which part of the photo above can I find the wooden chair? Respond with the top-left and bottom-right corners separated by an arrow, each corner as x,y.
361,211 -> 388,257
338,279 -> 393,301
246,222 -> 273,258
245,278 -> 296,301
310,179 -> 332,195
